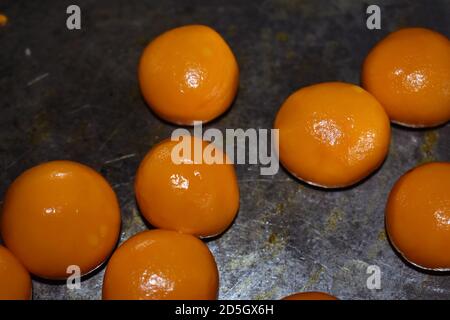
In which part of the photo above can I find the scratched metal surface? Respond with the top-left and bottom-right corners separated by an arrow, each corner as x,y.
0,0 -> 449,300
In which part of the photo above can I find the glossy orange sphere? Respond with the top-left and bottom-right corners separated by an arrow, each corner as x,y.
1,161 -> 121,279
282,292 -> 338,300
386,162 -> 450,270
0,245 -> 32,300
362,28 -> 450,127
139,25 -> 239,125
135,136 -> 239,238
102,229 -> 219,300
274,82 -> 390,188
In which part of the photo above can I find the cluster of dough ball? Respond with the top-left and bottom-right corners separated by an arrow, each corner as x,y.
1,25 -> 449,300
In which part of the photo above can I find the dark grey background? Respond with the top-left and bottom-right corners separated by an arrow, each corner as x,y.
0,0 -> 449,300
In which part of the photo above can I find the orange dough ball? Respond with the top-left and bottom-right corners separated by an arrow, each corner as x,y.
386,162 -> 450,270
362,27 -> 450,127
0,14 -> 8,27
135,136 -> 239,238
102,229 -> 219,300
1,161 -> 121,279
274,82 -> 390,188
0,245 -> 32,300
138,25 -> 239,125
282,292 -> 338,300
